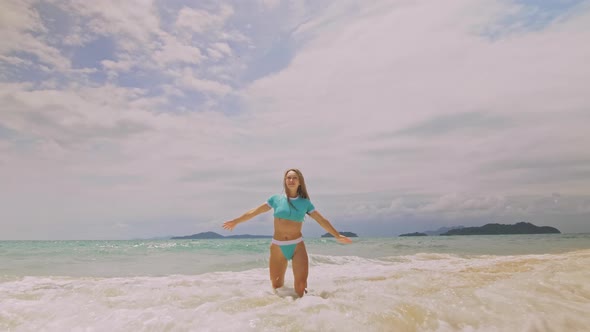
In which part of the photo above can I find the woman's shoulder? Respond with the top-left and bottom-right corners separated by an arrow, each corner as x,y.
299,196 -> 313,205
268,193 -> 284,201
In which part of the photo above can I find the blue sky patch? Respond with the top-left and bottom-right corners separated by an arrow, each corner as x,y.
70,36 -> 116,70
482,0 -> 585,38
0,52 -> 53,83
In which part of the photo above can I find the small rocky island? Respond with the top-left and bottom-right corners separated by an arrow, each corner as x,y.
321,232 -> 358,238
399,232 -> 428,237
440,222 -> 560,235
171,231 -> 272,239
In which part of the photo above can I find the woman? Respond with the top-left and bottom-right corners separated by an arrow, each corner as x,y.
222,168 -> 352,297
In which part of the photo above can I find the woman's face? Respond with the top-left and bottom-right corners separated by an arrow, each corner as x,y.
285,171 -> 300,191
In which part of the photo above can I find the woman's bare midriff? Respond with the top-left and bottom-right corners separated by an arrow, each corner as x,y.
273,218 -> 303,240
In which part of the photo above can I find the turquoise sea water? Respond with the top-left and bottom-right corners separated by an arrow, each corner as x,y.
1,234 -> 590,331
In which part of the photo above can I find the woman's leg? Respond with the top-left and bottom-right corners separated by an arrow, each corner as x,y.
269,244 -> 288,289
291,242 -> 309,297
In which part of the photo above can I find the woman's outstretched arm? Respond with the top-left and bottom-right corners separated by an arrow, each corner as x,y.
308,211 -> 353,244
222,203 -> 271,231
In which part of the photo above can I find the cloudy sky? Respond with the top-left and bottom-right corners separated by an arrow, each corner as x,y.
1,0 -> 589,240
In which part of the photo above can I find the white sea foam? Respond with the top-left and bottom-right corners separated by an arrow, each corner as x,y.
2,250 -> 589,331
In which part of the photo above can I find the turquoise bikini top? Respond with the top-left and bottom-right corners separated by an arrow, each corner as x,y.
266,194 -> 315,222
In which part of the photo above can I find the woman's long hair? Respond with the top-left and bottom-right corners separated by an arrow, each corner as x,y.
283,168 -> 310,199
283,169 -> 310,211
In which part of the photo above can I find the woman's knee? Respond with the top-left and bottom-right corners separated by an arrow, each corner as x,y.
271,275 -> 284,289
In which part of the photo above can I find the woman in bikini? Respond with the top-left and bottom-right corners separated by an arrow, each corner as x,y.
222,168 -> 352,297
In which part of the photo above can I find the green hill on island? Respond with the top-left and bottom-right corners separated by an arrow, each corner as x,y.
321,232 -> 358,238
399,232 -> 428,237
440,222 -> 560,235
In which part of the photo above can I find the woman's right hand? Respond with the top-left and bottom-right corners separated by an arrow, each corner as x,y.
222,220 -> 237,231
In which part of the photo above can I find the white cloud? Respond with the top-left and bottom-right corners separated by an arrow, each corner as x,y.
258,0 -> 281,10
175,5 -> 234,35
101,58 -> 135,78
206,42 -> 233,61
0,1 -> 70,71
206,48 -> 225,61
0,55 -> 32,66
152,33 -> 204,65
66,0 -> 162,51
420,194 -> 509,216
175,67 -> 232,96
0,0 -> 43,32
213,42 -> 232,56
242,0 -> 590,195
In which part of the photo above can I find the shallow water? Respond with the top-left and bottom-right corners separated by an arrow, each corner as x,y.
1,235 -> 589,331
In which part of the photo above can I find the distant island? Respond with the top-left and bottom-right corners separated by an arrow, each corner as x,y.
440,222 -> 560,236
399,232 -> 427,237
398,222 -> 561,237
171,231 -> 272,239
398,226 -> 464,237
321,232 -> 358,238
424,226 -> 464,236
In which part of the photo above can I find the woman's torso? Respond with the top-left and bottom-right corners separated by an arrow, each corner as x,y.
268,194 -> 314,240
273,218 -> 303,241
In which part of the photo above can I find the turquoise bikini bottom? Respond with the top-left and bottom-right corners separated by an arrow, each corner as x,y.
271,237 -> 303,260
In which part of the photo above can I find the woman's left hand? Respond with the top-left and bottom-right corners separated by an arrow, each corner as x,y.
336,235 -> 352,244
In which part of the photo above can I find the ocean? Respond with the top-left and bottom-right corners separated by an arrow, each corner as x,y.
1,234 -> 589,331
